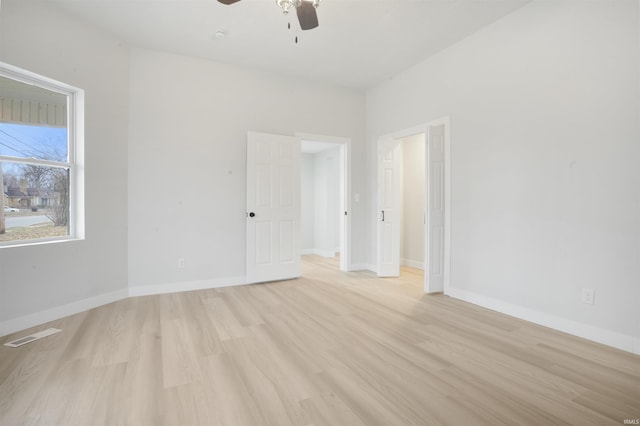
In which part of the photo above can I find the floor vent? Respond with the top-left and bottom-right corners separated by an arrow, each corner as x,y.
4,328 -> 62,348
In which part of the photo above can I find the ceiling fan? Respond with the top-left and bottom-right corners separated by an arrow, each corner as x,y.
217,0 -> 321,31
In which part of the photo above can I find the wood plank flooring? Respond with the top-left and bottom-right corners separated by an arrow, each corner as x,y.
1,255 -> 639,425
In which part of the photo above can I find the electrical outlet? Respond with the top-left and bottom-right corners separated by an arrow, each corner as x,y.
178,258 -> 185,269
581,288 -> 594,305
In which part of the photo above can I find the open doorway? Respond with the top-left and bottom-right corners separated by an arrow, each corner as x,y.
298,133 -> 351,272
377,133 -> 426,286
400,134 -> 426,273
377,118 -> 450,294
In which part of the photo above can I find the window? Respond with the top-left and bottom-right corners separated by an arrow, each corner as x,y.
0,63 -> 84,246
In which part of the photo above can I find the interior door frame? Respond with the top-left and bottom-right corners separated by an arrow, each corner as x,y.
295,132 -> 352,272
376,117 -> 451,294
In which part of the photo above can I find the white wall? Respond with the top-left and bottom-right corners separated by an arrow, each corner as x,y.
366,0 -> 640,352
401,134 -> 425,268
301,154 -> 315,251
128,49 -> 366,290
0,0 -> 130,333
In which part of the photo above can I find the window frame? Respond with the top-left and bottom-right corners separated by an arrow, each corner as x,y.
0,62 -> 84,247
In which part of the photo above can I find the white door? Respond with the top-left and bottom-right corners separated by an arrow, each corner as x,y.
377,138 -> 402,277
425,124 -> 445,292
246,131 -> 301,283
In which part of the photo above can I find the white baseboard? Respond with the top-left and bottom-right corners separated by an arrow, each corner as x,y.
401,258 -> 425,270
129,276 -> 248,297
301,248 -> 336,258
446,287 -> 640,356
0,288 -> 129,338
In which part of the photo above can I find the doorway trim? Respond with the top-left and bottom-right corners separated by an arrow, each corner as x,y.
295,132 -> 352,272
376,117 -> 451,294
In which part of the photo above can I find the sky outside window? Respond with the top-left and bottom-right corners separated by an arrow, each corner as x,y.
0,122 -> 67,162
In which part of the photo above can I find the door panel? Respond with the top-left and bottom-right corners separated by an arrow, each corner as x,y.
279,166 -> 293,206
426,124 -> 445,292
256,165 -> 272,207
377,139 -> 401,277
279,220 -> 294,261
256,222 -> 272,265
247,131 -> 301,283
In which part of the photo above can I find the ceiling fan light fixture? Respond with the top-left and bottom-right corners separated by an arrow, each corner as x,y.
276,0 -> 320,15
276,0 -> 296,15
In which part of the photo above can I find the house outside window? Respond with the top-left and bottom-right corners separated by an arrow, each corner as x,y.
0,63 -> 84,246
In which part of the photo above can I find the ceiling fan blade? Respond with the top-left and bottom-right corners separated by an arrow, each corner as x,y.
218,0 -> 242,4
296,1 -> 319,31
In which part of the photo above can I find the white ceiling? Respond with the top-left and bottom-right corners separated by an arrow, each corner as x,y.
48,0 -> 529,91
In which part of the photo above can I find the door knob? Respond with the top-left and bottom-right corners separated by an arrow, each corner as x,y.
249,212 -> 255,217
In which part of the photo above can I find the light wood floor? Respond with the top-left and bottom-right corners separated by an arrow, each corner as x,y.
1,256 -> 639,425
